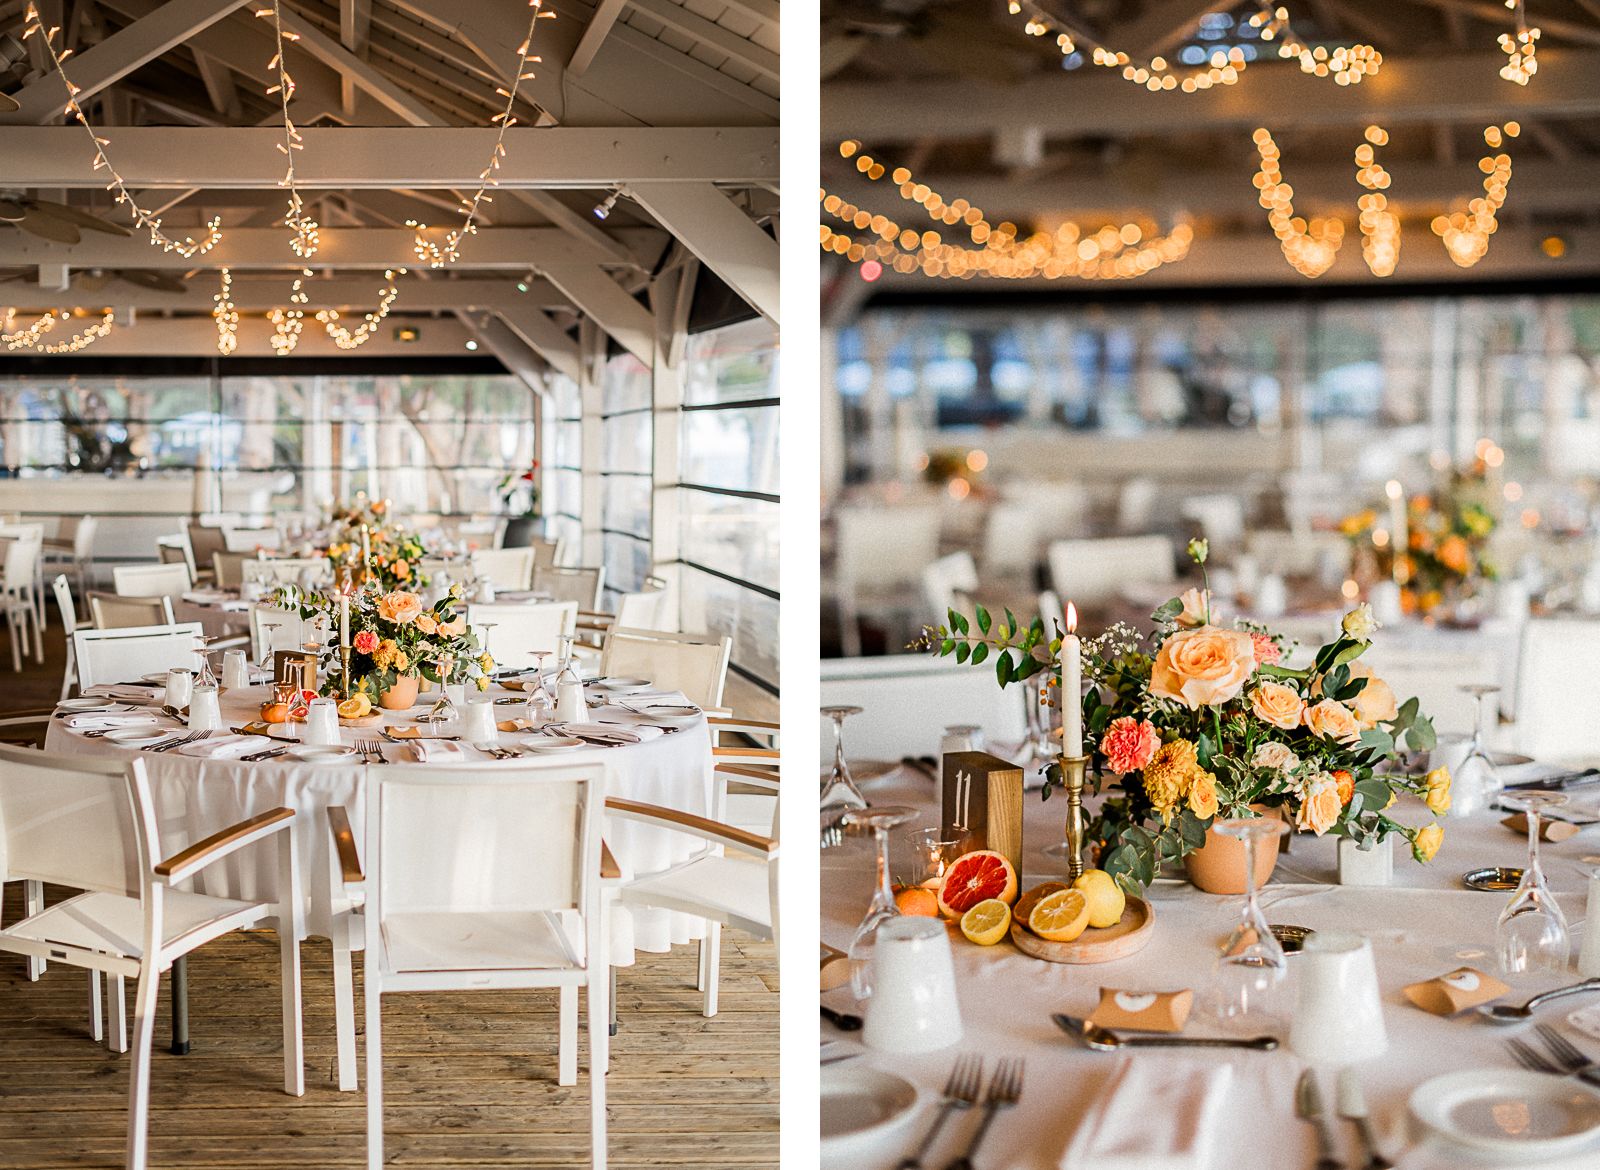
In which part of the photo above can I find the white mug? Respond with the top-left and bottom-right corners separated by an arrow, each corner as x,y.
462,699 -> 498,744
1289,932 -> 1387,1066
187,685 -> 222,731
221,649 -> 250,690
165,668 -> 194,711
304,697 -> 342,746
862,917 -> 963,1054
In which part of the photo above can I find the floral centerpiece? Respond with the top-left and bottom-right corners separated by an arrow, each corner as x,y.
497,460 -> 542,517
325,524 -> 431,593
918,539 -> 1451,896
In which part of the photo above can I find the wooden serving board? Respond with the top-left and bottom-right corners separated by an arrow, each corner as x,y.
1009,896 -> 1154,964
338,713 -> 383,728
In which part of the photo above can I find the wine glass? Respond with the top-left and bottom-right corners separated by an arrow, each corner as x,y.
525,649 -> 555,726
478,622 -> 498,675
257,621 -> 283,674
1452,683 -> 1502,815
842,804 -> 917,999
1209,816 -> 1291,1032
820,705 -> 868,811
1016,672 -> 1058,776
1497,792 -> 1572,977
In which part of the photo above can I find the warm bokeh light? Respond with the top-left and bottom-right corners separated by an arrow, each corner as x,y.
966,449 -> 989,472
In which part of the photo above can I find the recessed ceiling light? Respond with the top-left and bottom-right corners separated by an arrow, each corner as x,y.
464,339 -> 479,351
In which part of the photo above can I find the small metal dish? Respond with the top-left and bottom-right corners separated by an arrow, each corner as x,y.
1463,866 -> 1525,892
1270,924 -> 1316,954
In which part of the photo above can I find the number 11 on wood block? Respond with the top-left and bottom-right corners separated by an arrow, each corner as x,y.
940,750 -> 1024,874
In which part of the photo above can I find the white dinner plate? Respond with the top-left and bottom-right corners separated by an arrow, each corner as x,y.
58,697 -> 115,712
589,677 -> 651,693
141,671 -> 173,684
820,1064 -> 920,1157
521,736 -> 586,753
1411,1069 -> 1600,1158
103,728 -> 171,747
287,745 -> 357,763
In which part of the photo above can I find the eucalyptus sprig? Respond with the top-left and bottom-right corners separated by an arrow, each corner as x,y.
913,604 -> 1057,688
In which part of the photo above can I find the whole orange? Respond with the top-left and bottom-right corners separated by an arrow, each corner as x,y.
893,886 -> 940,917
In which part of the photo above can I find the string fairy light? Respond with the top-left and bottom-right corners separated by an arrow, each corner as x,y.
405,0 -> 556,268
2,309 -> 64,348
32,310 -> 114,354
1354,125 -> 1400,277
1500,0 -> 1540,84
21,4 -> 222,258
213,268 -> 239,355
1006,1 -> 1379,93
268,270 -> 312,355
316,269 -> 405,349
1252,127 -> 1344,277
820,141 -> 1193,280
1432,122 -> 1517,268
5,308 -> 115,353
257,0 -> 320,258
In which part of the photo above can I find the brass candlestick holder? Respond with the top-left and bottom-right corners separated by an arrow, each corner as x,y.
340,646 -> 353,701
1059,753 -> 1089,881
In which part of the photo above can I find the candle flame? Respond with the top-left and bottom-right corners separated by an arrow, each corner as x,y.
1065,601 -> 1078,634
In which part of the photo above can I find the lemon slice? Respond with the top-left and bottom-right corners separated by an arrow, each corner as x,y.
959,898 -> 1012,946
1014,881 -> 1069,927
1028,888 -> 1090,943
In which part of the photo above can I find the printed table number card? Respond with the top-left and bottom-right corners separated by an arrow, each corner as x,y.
1403,967 -> 1509,1015
1088,987 -> 1193,1033
940,751 -> 1023,874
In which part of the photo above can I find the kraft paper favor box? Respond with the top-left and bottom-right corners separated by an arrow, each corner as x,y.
941,751 -> 1023,874
1088,988 -> 1193,1034
1403,967 -> 1509,1015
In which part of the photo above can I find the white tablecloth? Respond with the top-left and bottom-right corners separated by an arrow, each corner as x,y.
46,683 -> 713,954
823,764 -> 1600,1170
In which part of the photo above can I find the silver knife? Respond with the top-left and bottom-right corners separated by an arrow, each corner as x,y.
1337,1067 -> 1392,1170
1296,1069 -> 1344,1170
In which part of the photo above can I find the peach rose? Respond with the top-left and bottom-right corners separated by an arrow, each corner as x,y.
1252,741 -> 1299,773
1175,587 -> 1211,628
1150,626 -> 1257,709
1346,661 -> 1398,729
1305,698 -> 1362,745
1187,769 -> 1219,819
1250,681 -> 1306,730
1296,774 -> 1343,836
376,590 -> 424,625
439,615 -> 466,637
414,613 -> 438,635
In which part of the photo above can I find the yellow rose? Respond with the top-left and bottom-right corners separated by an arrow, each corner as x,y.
1346,661 -> 1398,729
1305,698 -> 1362,745
1250,681 -> 1306,731
376,590 -> 424,625
1187,768 -> 1219,819
1175,587 -> 1211,628
1413,823 -> 1443,863
1296,774 -> 1342,835
475,675 -> 490,691
478,652 -> 495,673
1341,603 -> 1378,639
393,651 -> 409,672
414,613 -> 438,635
1150,626 -> 1257,709
1424,766 -> 1452,816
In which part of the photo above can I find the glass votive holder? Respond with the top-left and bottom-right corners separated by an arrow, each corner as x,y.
901,826 -> 972,891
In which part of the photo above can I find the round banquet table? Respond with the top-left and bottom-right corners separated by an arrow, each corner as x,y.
47,682 -> 714,955
822,762 -> 1600,1170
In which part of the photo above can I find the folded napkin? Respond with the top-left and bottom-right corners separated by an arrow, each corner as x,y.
1059,1056 -> 1233,1170
178,734 -> 263,760
60,711 -> 161,732
84,684 -> 160,702
556,722 -> 664,744
410,739 -> 466,763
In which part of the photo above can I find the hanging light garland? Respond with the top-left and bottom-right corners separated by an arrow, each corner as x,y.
1432,123 -> 1517,268
1252,128 -> 1344,278
821,140 -> 1192,280
213,268 -> 239,356
267,270 -> 312,355
21,5 -> 222,258
5,308 -> 115,353
317,269 -> 404,349
405,0 -> 556,268
2,309 -> 64,348
258,0 -> 320,259
1006,1 -> 1379,93
1500,0 -> 1540,84
32,310 -> 114,353
1354,126 -> 1399,278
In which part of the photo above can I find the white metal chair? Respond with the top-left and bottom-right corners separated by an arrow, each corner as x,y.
73,623 -> 203,690
0,535 -> 43,670
52,574 -> 78,700
222,526 -> 281,552
531,535 -> 566,577
43,514 -> 96,604
576,583 -> 668,647
467,601 -> 578,669
538,564 -> 606,610
330,761 -> 608,1170
470,546 -> 535,591
833,503 -> 944,656
1047,535 -> 1176,608
819,652 -> 1031,762
112,563 -> 192,604
0,522 -> 48,632
606,792 -> 778,1019
0,744 -> 304,1170
600,627 -> 732,711
1515,619 -> 1600,765
89,593 -> 176,630
186,521 -> 228,585
921,551 -> 979,622
249,605 -> 320,662
211,551 -> 251,590
1179,493 -> 1247,556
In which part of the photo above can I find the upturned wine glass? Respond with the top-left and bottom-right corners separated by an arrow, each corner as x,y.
842,804 -> 917,999
1209,816 -> 1291,1032
820,705 -> 868,811
1452,683 -> 1502,815
1497,792 -> 1572,977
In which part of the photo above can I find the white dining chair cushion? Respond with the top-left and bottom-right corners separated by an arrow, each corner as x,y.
623,854 -> 772,936
5,889 -> 264,960
380,909 -> 585,973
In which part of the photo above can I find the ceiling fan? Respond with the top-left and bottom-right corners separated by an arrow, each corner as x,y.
0,193 -> 134,244
0,31 -> 26,111
0,266 -> 187,294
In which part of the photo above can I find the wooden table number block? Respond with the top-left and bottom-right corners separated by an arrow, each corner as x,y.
941,750 -> 1023,873
273,649 -> 317,691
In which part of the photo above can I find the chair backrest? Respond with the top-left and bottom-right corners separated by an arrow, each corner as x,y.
1116,478 -> 1161,534
72,515 -> 97,560
531,537 -> 563,578
89,592 -> 175,630
1515,619 -> 1600,765
471,547 -> 535,591
0,744 -> 154,899
242,557 -> 329,587
212,551 -> 251,589
600,627 -> 732,709
51,573 -> 76,637
834,504 -> 943,594
158,532 -> 198,581
537,565 -> 605,610
223,526 -> 281,552
1047,535 -> 1175,607
820,652 -> 1030,761
112,562 -> 191,601
979,499 -> 1044,578
250,605 -> 316,662
0,528 -> 41,585
72,622 -> 203,690
186,520 -> 230,574
466,602 -> 577,669
921,551 -> 979,622
613,585 -> 666,630
363,762 -> 602,952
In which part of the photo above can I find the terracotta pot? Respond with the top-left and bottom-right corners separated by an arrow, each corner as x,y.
1184,809 -> 1284,895
378,673 -> 420,711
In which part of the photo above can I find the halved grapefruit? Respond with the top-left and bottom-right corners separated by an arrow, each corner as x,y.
937,849 -> 1018,917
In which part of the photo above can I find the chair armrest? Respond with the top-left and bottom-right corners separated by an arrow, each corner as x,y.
154,807 -> 296,885
574,620 -> 611,634
327,805 -> 364,885
605,797 -> 777,859
708,716 -> 779,732
577,610 -> 614,622
712,746 -> 779,760
716,763 -> 780,792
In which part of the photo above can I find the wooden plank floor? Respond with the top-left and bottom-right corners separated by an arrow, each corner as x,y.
0,885 -> 777,1169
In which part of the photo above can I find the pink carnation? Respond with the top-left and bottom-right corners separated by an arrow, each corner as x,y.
1250,632 -> 1282,668
353,630 -> 379,655
1101,716 -> 1161,774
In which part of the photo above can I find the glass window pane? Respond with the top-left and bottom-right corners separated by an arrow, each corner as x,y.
603,411 -> 650,475
678,565 -> 778,690
603,532 -> 650,595
679,405 -> 778,495
679,488 -> 777,592
602,474 -> 651,539
603,353 -> 652,413
684,319 -> 780,405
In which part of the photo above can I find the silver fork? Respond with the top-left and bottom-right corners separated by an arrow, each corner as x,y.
161,731 -> 211,752
358,738 -> 390,765
474,742 -> 518,760
143,731 -> 201,753
897,1054 -> 982,1170
942,1057 -> 1023,1170
1524,1025 -> 1600,1088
